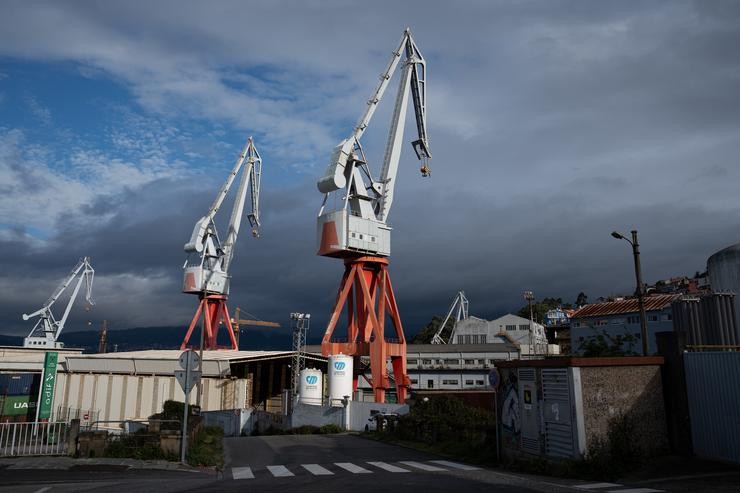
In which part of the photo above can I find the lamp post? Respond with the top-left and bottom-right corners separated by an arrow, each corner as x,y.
611,230 -> 649,356
523,290 -> 535,357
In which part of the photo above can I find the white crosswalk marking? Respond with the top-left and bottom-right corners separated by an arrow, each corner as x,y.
302,464 -> 334,475
607,489 -> 663,493
429,460 -> 480,471
334,462 -> 372,474
576,484 -> 621,490
366,461 -> 410,472
231,466 -> 254,479
399,461 -> 446,471
267,465 -> 294,477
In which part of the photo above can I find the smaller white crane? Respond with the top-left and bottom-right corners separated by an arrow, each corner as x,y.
22,257 -> 94,349
431,290 -> 469,344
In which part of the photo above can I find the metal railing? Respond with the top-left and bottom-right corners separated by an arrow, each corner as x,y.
0,421 -> 69,457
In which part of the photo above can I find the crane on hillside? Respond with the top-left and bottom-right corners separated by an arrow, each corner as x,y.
317,28 -> 432,404
431,291 -> 469,344
22,257 -> 94,349
181,137 -> 263,350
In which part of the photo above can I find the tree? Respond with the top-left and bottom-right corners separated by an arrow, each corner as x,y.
578,330 -> 638,357
410,316 -> 455,344
575,292 -> 588,307
516,297 -> 562,323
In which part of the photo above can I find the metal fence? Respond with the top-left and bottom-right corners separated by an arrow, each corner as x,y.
684,351 -> 740,464
0,421 -> 69,457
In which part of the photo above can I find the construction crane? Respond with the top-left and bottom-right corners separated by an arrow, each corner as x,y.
317,28 -> 432,404
431,291 -> 469,344
22,257 -> 94,349
180,137 -> 263,350
230,307 -> 280,347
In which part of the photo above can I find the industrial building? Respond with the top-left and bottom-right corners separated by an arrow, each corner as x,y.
452,314 -> 554,356
0,347 -> 327,427
569,294 -> 679,355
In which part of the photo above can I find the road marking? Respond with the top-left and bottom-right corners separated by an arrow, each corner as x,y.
231,466 -> 254,480
607,489 -> 663,493
267,465 -> 294,477
302,464 -> 334,475
429,460 -> 480,471
367,461 -> 410,472
33,488 -> 52,493
334,462 -> 372,474
576,484 -> 622,490
399,461 -> 446,471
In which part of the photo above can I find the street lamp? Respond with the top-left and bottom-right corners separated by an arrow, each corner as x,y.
611,230 -> 649,356
523,290 -> 535,357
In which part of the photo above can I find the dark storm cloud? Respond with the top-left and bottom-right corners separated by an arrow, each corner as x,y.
1,1 -> 740,340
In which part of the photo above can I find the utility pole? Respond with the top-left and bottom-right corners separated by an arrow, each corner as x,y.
524,290 -> 535,357
612,230 -> 649,356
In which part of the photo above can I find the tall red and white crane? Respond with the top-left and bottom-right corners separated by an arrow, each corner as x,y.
317,28 -> 432,403
22,257 -> 94,349
181,137 -> 262,350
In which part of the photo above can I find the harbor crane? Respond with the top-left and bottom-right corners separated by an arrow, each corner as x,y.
181,137 -> 262,350
317,28 -> 432,403
22,257 -> 94,349
431,291 -> 469,344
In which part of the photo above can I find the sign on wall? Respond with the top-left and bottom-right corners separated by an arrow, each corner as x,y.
37,352 -> 58,420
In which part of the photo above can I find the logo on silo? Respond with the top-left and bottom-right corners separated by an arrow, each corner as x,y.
306,375 -> 318,385
334,361 -> 346,371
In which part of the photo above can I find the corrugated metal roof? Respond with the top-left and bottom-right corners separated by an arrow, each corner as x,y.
571,294 -> 680,318
75,349 -> 293,361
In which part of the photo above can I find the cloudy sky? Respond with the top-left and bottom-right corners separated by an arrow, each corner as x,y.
1,0 -> 739,343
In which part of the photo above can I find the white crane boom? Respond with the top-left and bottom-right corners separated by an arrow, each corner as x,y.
316,28 -> 431,258
431,291 -> 469,344
183,137 -> 262,295
22,257 -> 94,349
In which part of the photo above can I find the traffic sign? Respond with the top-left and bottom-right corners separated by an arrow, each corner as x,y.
175,369 -> 201,395
179,350 -> 200,370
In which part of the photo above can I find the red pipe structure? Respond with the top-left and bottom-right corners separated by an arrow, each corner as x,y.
180,294 -> 238,350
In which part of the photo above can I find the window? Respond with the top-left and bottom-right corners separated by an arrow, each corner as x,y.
627,315 -> 639,324
572,321 -> 581,328
465,380 -> 474,385
594,320 -> 607,327
407,359 -> 417,365
611,318 -> 625,325
442,379 -> 459,385
505,325 -> 516,331
444,358 -> 459,365
427,380 -> 434,389
464,335 -> 472,344
421,359 -> 432,365
464,359 -> 475,365
457,335 -> 464,344
472,335 -> 479,344
648,314 -> 659,322
480,335 -> 487,344
411,379 -> 418,385
519,324 -> 529,330
475,380 -> 484,386
663,313 -> 673,321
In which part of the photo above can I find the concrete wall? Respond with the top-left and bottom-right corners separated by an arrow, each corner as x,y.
290,401 -> 409,431
580,365 -> 668,455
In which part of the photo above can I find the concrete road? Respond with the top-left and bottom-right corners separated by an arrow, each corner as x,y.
211,433 -> 577,493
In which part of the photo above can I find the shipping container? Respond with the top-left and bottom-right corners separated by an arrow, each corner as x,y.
0,373 -> 41,397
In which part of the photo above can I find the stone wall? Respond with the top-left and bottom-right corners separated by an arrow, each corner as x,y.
580,365 -> 668,455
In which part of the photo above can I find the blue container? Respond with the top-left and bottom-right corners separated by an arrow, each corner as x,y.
0,373 -> 40,396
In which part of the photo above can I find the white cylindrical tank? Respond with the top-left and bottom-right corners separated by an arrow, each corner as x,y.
298,368 -> 323,406
328,354 -> 353,404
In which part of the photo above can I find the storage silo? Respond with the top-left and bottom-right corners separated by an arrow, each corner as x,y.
707,243 -> 740,344
298,368 -> 323,406
327,354 -> 353,404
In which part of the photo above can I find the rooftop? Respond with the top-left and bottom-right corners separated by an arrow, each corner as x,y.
571,294 -> 680,318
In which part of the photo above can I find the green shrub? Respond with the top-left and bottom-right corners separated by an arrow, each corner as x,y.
188,426 -> 224,467
319,424 -> 343,434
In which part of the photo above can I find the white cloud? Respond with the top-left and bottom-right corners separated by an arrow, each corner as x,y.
23,94 -> 52,125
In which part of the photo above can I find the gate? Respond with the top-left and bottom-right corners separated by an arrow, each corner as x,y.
0,421 -> 70,457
